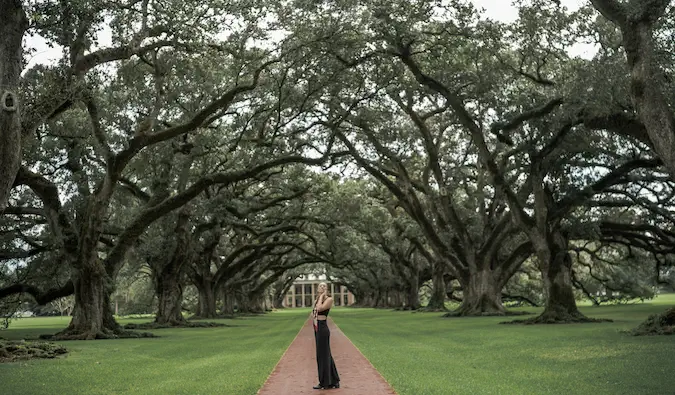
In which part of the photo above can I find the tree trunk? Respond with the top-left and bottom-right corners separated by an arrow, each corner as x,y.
621,20 -> 675,179
0,1 -> 27,210
406,269 -> 420,310
450,269 -> 505,316
273,294 -> 285,309
54,266 -> 121,339
220,288 -> 235,315
526,230 -> 602,323
425,263 -> 447,310
536,241 -> 584,322
356,294 -> 374,307
196,282 -> 217,318
242,293 -> 265,313
154,270 -> 185,326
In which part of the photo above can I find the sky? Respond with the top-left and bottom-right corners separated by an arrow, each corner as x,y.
24,0 -> 593,70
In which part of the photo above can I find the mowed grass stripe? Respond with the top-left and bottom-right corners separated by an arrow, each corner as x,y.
330,294 -> 675,395
0,310 -> 308,395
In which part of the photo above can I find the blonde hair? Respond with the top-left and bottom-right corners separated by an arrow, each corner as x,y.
318,282 -> 331,297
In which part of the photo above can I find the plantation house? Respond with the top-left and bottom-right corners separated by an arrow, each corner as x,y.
283,274 -> 355,308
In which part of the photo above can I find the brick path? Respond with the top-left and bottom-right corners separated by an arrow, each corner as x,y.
257,318 -> 397,395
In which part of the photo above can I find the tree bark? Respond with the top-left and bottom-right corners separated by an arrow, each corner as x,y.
220,288 -> 235,315
532,230 -> 586,322
405,269 -> 420,310
154,270 -> 185,325
425,263 -> 447,310
450,269 -> 505,316
151,210 -> 191,325
196,281 -> 217,318
239,293 -> 265,313
0,1 -> 27,210
590,0 -> 675,178
54,265 -> 121,339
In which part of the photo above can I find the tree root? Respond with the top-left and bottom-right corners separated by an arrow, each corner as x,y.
443,310 -> 532,318
40,328 -> 157,341
393,306 -> 419,311
501,310 -> 612,325
0,340 -> 68,363
124,321 -> 226,330
415,306 -> 448,313
627,307 -> 675,336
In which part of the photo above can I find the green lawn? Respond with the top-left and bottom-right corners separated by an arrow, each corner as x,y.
331,294 -> 675,395
1,297 -> 674,395
0,311 -> 306,395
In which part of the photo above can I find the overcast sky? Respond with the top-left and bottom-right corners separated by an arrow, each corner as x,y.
24,0 -> 592,70
473,0 -> 585,21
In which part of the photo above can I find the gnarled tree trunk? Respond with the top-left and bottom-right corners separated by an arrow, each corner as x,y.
220,288 -> 235,315
152,210 -> 191,325
450,268 -> 505,316
424,262 -> 447,311
0,1 -> 27,210
239,292 -> 265,313
405,270 -> 420,310
54,265 -> 121,339
155,270 -> 185,325
195,281 -> 217,318
533,231 -> 587,322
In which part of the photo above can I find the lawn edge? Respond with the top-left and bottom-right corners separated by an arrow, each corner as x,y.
330,317 -> 399,395
256,316 -> 309,394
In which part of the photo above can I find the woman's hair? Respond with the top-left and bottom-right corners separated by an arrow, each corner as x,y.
318,282 -> 331,297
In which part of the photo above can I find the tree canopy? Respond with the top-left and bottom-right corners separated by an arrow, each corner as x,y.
1,0 -> 674,340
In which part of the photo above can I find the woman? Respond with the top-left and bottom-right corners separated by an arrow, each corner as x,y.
311,282 -> 340,390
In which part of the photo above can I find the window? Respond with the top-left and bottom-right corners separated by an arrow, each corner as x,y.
344,294 -> 349,306
295,296 -> 303,307
304,295 -> 312,307
287,296 -> 292,306
304,284 -> 312,294
335,296 -> 341,306
295,285 -> 302,295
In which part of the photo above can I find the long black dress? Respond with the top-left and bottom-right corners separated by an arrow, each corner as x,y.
314,304 -> 340,388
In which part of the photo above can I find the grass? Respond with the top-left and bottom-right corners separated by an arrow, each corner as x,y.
331,294 -> 675,395
0,311 -> 306,395
0,297 -> 673,395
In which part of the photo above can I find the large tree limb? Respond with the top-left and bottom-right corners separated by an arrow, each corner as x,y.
553,158 -> 661,219
589,0 -> 627,24
108,58 -> 280,179
102,153 -> 340,272
0,280 -> 74,305
395,46 -> 535,230
490,97 -> 564,145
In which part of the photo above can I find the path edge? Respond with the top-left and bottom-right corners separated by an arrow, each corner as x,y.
329,317 -> 399,395
256,317 -> 310,395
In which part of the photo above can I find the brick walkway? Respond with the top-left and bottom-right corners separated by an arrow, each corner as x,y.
258,318 -> 397,395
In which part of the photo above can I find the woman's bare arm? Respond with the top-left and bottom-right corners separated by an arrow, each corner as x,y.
317,296 -> 333,311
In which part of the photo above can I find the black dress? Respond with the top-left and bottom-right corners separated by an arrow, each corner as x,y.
314,305 -> 340,388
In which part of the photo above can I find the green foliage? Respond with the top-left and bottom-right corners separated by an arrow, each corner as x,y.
3,0 -> 675,330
